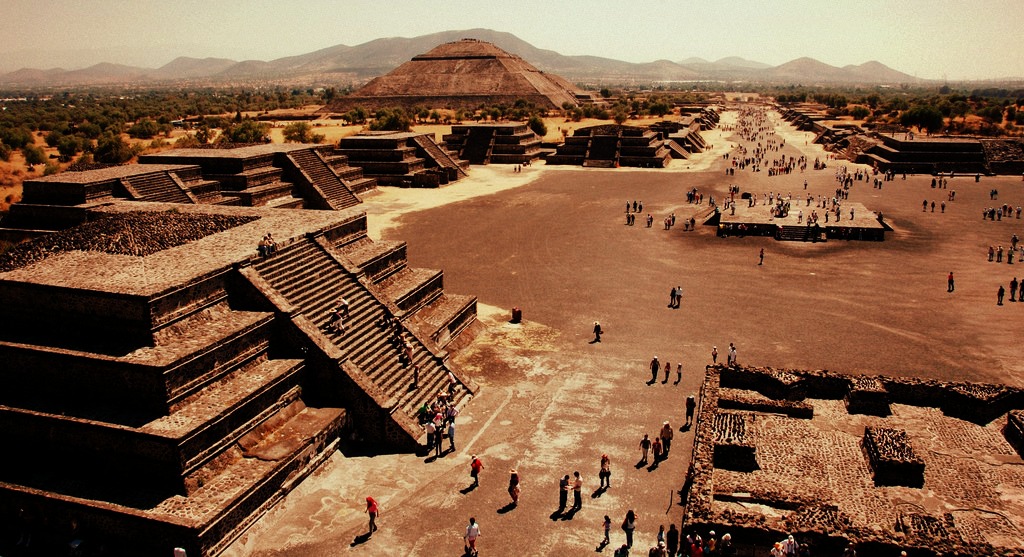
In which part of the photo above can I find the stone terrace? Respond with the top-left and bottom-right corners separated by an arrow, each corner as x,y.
684,365 -> 1024,556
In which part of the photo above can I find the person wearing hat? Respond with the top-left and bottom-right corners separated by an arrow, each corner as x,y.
659,421 -> 674,456
507,469 -> 520,505
711,345 -> 718,364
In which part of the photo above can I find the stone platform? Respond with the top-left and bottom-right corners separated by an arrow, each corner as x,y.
716,201 -> 886,241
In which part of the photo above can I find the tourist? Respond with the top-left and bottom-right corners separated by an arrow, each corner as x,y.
434,425 -> 444,457
425,420 -> 436,453
659,421 -> 674,455
338,297 -> 349,319
558,474 -> 570,511
639,434 -> 652,463
265,233 -> 277,255
948,272 -> 955,293
593,321 -> 603,343
675,363 -> 682,385
998,285 -> 1005,305
676,285 -> 683,306
669,287 -> 677,308
652,436 -> 663,461
447,418 -> 456,452
1010,277 -> 1018,302
728,342 -> 738,366
469,455 -> 483,487
622,510 -> 637,548
602,515 -> 612,545
599,453 -> 611,488
650,356 -> 660,383
663,361 -> 671,383
365,496 -> 379,535
720,533 -> 735,555
783,534 -> 799,556
667,524 -> 680,557
508,469 -> 520,505
464,517 -> 481,556
685,395 -> 697,426
759,248 -> 764,265
572,471 -> 583,509
711,346 -> 718,364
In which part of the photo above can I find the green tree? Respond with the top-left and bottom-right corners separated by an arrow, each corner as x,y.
43,162 -> 61,176
600,88 -> 612,98
430,110 -> 441,124
22,144 -> 48,166
850,106 -> 870,120
900,106 -> 945,133
94,132 -> 135,164
57,135 -> 82,162
527,115 -> 547,138
127,119 -> 159,139
220,120 -> 271,143
613,108 -> 629,125
0,141 -> 11,162
344,106 -> 367,125
368,108 -> 411,131
282,121 -> 324,143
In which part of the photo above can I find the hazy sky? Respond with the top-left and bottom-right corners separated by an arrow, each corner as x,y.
2,0 -> 1022,81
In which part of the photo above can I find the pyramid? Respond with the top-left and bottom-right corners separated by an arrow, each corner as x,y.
321,39 -> 584,112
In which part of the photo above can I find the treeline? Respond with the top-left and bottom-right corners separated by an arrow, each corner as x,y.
774,84 -> 1024,135
0,87 -> 332,166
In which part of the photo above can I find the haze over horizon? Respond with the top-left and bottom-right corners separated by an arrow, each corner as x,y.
2,0 -> 1021,82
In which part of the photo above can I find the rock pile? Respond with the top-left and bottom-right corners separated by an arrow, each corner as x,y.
0,211 -> 258,271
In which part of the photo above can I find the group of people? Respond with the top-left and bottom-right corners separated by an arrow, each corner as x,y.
983,204 -> 1022,220
256,233 -> 277,257
997,276 -> 1020,305
610,522 -> 737,557
648,355 -> 683,385
418,393 -> 460,456
637,421 -> 676,464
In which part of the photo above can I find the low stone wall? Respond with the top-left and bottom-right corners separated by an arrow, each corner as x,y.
862,426 -> 924,487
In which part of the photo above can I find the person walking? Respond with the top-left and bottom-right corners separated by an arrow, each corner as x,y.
759,248 -> 764,265
508,469 -> 520,505
599,453 -> 611,488
593,321 -> 603,343
470,455 -> 483,487
365,496 -> 380,536
675,363 -> 682,385
727,343 -> 737,367
650,356 -> 660,383
639,434 -> 652,463
602,515 -> 611,545
998,285 -> 1005,305
571,471 -> 583,510
685,395 -> 697,426
660,421 -> 674,455
447,420 -> 456,453
669,286 -> 678,308
667,524 -> 680,557
464,517 -> 481,556
1010,277 -> 1018,302
947,272 -> 955,293
622,510 -> 637,548
711,346 -> 718,364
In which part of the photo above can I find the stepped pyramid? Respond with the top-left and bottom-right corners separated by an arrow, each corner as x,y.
321,38 -> 586,112
0,147 -> 479,555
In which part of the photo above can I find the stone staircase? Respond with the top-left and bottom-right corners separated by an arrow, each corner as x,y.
777,225 -> 821,242
412,134 -> 468,178
123,171 -> 194,204
249,237 -> 473,443
287,149 -> 362,210
461,127 -> 495,164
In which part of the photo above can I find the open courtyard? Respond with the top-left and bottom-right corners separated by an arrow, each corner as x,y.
223,110 -> 1024,556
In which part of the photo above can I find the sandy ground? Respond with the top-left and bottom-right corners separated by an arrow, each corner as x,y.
220,109 -> 1024,557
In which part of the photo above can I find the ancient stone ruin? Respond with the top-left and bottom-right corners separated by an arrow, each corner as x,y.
320,39 -> 593,113
683,365 -> 1024,556
0,146 -> 479,555
334,131 -> 469,186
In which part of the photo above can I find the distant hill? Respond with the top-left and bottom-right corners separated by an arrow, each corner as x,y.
0,28 -> 923,87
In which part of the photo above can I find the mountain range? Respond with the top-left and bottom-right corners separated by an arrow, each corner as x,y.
0,28 -> 921,88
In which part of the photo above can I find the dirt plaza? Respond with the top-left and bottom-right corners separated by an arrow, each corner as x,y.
224,111 -> 1024,556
